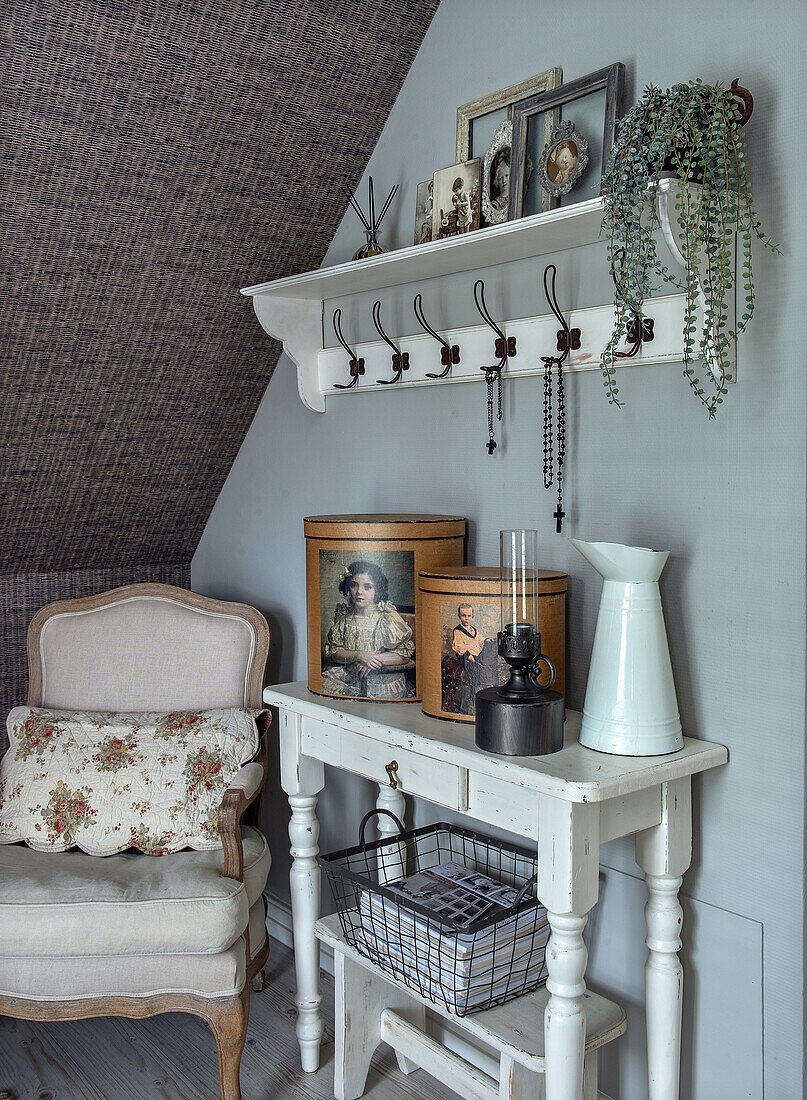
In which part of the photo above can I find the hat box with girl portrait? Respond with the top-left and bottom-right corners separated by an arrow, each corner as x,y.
418,566 -> 567,722
304,514 -> 467,703
431,159 -> 481,240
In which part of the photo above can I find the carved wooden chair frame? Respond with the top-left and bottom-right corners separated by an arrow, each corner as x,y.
0,583 -> 271,1100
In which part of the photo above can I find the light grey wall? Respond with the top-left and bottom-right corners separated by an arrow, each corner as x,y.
193,1 -> 806,1095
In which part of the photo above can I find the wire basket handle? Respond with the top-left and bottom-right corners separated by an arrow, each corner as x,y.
358,808 -> 406,848
511,872 -> 539,909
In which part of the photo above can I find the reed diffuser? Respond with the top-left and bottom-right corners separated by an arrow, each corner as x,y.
342,176 -> 398,261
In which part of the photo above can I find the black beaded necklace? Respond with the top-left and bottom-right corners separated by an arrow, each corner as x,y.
541,265 -> 575,533
542,352 -> 566,531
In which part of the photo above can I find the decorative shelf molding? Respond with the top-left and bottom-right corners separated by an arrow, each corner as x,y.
241,180 -> 735,413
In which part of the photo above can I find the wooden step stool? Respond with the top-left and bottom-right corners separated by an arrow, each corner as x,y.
316,914 -> 626,1100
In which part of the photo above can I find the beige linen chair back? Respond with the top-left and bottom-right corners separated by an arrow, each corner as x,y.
26,583 -> 269,712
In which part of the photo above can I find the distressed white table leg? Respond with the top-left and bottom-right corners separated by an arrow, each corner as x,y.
635,777 -> 692,1100
289,792 -> 324,1071
544,912 -> 588,1099
538,796 -> 600,1100
376,782 -> 406,885
279,707 -> 326,1073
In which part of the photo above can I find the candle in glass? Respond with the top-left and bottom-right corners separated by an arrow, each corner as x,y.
500,529 -> 539,637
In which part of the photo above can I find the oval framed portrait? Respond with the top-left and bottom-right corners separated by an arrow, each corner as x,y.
537,120 -> 589,197
481,120 -> 513,226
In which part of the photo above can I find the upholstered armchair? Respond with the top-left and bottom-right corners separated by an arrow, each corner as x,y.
0,583 -> 271,1100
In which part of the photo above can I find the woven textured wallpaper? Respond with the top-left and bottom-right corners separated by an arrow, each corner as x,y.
0,0 -> 439,719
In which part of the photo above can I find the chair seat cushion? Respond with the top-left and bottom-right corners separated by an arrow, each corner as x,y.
0,939 -> 247,1001
0,827 -> 270,958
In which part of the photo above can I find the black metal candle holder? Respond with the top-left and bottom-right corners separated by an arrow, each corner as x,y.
475,624 -> 564,756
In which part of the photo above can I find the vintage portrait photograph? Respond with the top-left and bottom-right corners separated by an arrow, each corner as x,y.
439,600 -> 506,716
413,179 -> 434,244
538,120 -> 589,197
431,159 -> 481,240
319,549 -> 416,700
481,120 -> 515,226
548,140 -> 578,183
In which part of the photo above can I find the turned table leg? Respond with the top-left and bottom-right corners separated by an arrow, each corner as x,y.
376,781 -> 406,884
280,706 -> 326,1074
288,792 -> 324,1072
635,777 -> 691,1100
544,911 -> 588,1099
644,873 -> 685,1099
538,796 -> 600,1100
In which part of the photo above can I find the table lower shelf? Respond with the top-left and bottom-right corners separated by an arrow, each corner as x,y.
316,913 -> 626,1074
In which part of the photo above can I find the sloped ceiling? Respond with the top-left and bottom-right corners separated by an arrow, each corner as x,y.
0,0 -> 440,575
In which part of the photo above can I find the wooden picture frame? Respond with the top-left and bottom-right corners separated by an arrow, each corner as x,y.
509,62 -> 625,220
456,68 -> 562,216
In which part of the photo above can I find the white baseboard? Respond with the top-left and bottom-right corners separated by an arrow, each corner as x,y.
263,891 -> 615,1098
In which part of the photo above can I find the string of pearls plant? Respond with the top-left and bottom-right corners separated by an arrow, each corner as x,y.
600,79 -> 778,417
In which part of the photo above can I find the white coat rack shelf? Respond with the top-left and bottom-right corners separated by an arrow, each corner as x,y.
241,180 -> 734,413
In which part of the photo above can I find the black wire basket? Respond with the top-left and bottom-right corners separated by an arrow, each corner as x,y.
319,810 -> 549,1016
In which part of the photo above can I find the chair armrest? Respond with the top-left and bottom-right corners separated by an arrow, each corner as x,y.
226,762 -> 264,803
218,762 -> 265,882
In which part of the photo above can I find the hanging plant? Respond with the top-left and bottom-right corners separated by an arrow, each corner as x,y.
599,78 -> 778,416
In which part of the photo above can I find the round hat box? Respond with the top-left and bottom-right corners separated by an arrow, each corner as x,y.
418,566 -> 567,723
305,514 -> 467,703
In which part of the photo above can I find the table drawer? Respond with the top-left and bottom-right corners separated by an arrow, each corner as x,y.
344,730 -> 463,810
300,719 -> 462,810
467,772 -> 539,839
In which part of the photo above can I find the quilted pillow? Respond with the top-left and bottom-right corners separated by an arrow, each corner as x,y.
0,707 -> 261,855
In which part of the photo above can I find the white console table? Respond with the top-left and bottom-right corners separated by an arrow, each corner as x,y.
265,681 -> 728,1100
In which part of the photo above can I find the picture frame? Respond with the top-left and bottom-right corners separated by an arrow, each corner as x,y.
456,68 -> 561,216
509,62 -> 625,219
537,119 -> 589,197
455,67 -> 562,161
431,159 -> 482,240
413,179 -> 434,245
481,120 -> 513,226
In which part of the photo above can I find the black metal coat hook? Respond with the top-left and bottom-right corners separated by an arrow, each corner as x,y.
413,293 -> 460,379
615,313 -> 655,359
607,248 -> 654,359
373,301 -> 410,384
332,308 -> 365,389
473,280 -> 516,376
543,264 -> 579,365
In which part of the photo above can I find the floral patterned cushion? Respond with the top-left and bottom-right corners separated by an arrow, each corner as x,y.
0,707 -> 261,855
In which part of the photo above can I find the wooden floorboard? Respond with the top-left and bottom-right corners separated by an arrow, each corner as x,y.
0,937 -> 459,1100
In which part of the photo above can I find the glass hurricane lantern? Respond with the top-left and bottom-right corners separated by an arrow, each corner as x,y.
475,530 -> 564,756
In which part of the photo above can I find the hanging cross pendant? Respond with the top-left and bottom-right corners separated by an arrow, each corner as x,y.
484,370 -> 498,454
554,506 -> 565,533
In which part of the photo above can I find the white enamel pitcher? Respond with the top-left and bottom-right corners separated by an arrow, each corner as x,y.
570,539 -> 683,756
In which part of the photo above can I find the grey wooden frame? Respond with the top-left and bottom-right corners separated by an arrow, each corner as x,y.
509,62 -> 626,219
2,582 -> 272,1100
